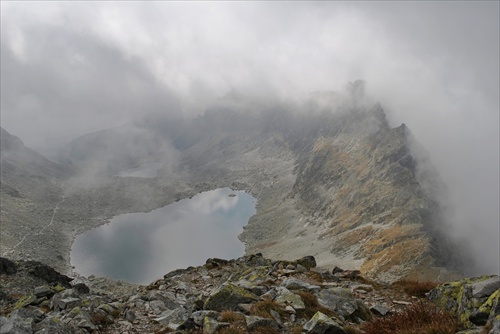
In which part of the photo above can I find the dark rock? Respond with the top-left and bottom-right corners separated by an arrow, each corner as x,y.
296,256 -> 317,270
205,258 -> 229,268
469,310 -> 489,326
245,315 -> 282,331
332,266 -> 344,274
23,261 -> 72,288
204,284 -> 259,311
72,283 -> 90,294
0,257 -> 17,275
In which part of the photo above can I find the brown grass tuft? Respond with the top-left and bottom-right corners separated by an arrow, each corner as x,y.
218,310 -> 245,323
215,324 -> 247,334
250,300 -> 287,319
391,280 -> 440,298
250,326 -> 282,334
296,291 -> 336,319
361,300 -> 458,334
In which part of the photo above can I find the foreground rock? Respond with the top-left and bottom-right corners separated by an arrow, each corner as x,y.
428,275 -> 500,332
1,255 -> 498,333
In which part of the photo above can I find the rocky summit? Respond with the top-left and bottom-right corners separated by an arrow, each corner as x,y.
0,254 -> 499,334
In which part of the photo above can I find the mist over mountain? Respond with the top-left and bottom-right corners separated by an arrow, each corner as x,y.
1,82 -> 484,284
1,2 -> 500,288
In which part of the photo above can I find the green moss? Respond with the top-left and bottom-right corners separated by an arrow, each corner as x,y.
50,283 -> 66,293
67,306 -> 81,318
14,294 -> 36,309
478,289 -> 500,314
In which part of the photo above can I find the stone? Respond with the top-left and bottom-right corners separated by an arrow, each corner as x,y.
58,297 -> 81,310
296,264 -> 307,273
316,288 -> 371,322
370,304 -> 390,316
0,309 -> 34,334
274,287 -> 305,310
261,289 -> 277,300
192,311 -> 219,326
15,294 -> 37,308
332,266 -> 344,274
471,276 -> 500,298
33,285 -> 53,298
428,276 -> 500,327
72,283 -> 90,294
203,284 -> 259,311
281,278 -> 320,292
469,310 -> 489,326
0,257 -> 17,275
203,316 -> 228,334
303,311 -> 346,334
125,310 -> 136,322
245,315 -> 282,331
153,307 -> 188,328
490,317 -> 500,334
33,315 -> 79,334
296,256 -> 317,270
149,291 -> 180,310
149,300 -> 168,314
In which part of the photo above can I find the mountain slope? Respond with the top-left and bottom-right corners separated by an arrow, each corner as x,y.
0,127 -> 71,263
16,88 -> 469,281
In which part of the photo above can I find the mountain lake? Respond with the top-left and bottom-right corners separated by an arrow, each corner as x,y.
70,188 -> 256,284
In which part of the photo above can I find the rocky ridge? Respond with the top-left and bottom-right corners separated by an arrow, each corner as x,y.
1,254 -> 498,334
0,86 -> 473,282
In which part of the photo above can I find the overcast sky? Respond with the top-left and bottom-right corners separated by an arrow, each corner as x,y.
1,2 -> 499,273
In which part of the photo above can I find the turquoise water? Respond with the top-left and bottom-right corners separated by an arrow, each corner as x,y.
70,188 -> 256,284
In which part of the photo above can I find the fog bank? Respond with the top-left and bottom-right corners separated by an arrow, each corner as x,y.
1,2 -> 498,273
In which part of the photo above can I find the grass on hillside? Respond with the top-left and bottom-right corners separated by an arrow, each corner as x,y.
391,279 -> 440,298
361,300 -> 459,334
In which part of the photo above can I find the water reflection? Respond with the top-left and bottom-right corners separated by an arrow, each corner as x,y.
71,188 -> 256,284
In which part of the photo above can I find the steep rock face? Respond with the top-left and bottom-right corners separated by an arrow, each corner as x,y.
236,103 -> 465,282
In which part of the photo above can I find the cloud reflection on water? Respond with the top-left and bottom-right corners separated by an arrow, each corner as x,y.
70,188 -> 256,284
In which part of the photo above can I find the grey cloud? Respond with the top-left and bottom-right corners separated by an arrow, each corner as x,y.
1,2 -> 498,273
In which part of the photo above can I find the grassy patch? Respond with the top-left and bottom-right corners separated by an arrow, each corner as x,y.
296,291 -> 336,319
391,280 -> 440,298
250,300 -> 287,319
218,310 -> 245,323
361,300 -> 458,334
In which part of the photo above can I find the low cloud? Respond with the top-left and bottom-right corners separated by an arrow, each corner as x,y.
1,2 -> 498,273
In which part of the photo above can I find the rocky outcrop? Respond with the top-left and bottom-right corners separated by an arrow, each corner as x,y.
2,254 -> 495,334
0,254 -> 458,334
428,276 -> 500,331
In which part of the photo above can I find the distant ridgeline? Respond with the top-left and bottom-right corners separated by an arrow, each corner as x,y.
0,85 -> 470,281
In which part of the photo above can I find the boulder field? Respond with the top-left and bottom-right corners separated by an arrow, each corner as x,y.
1,254 -> 498,333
